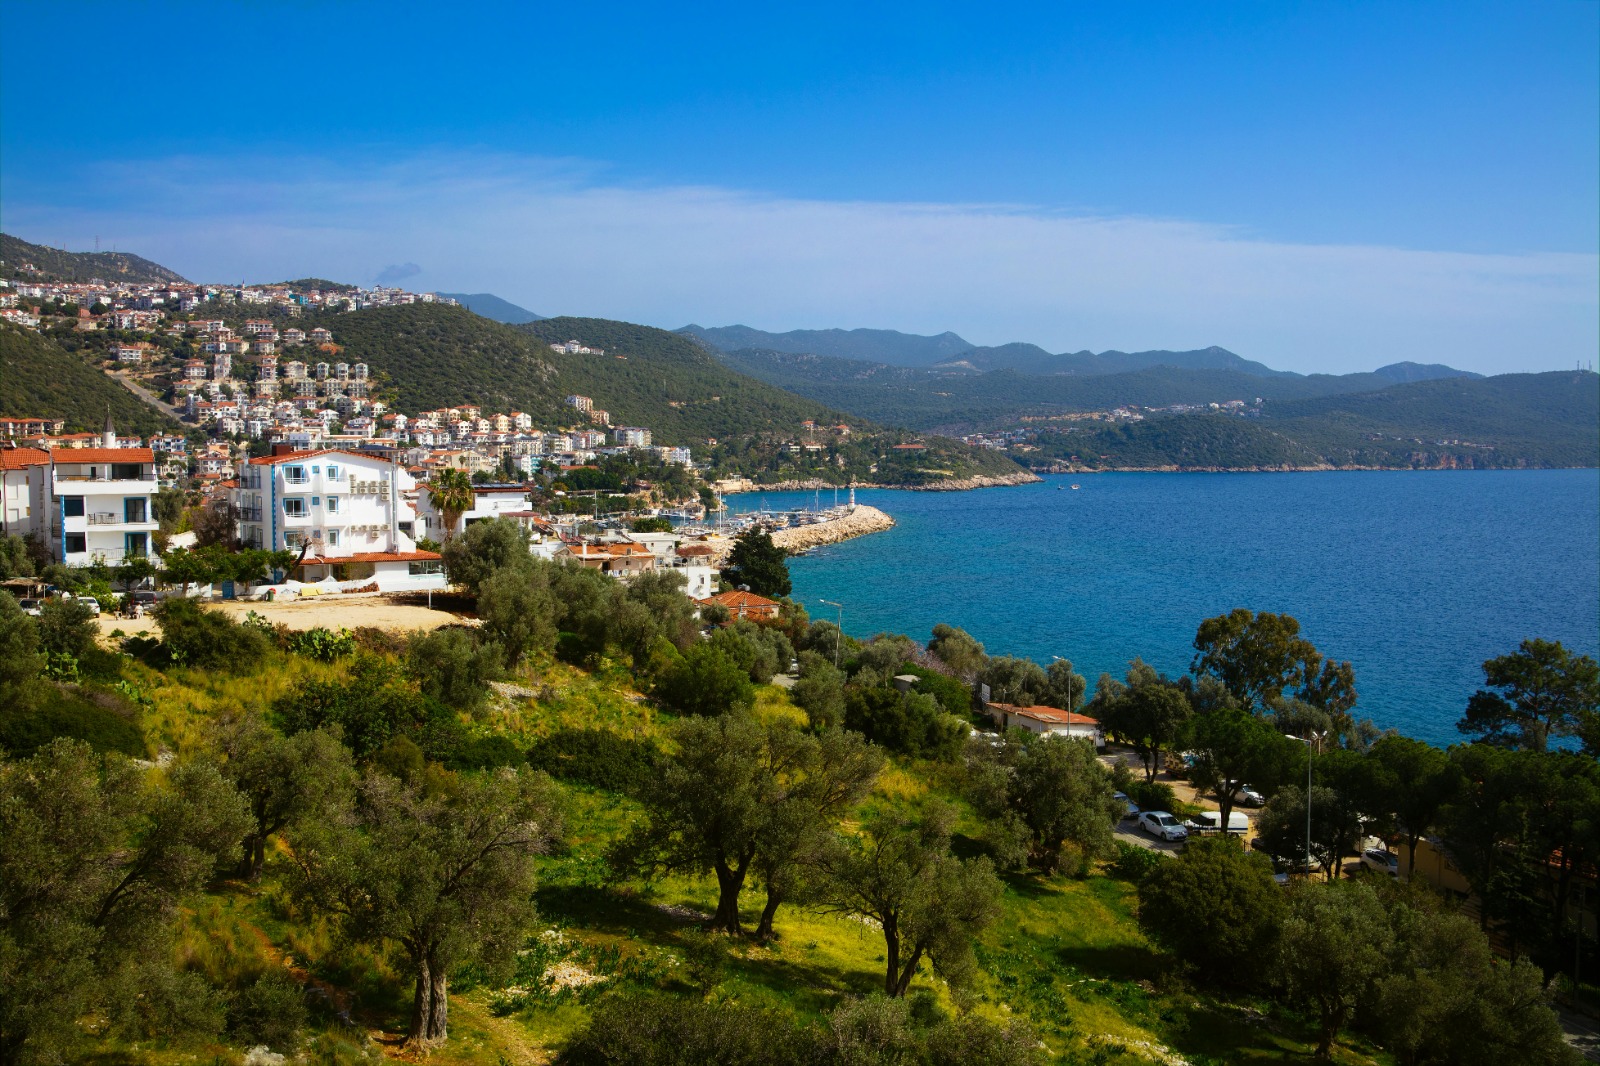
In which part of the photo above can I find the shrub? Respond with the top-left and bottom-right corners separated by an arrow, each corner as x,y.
272,655 -> 432,758
406,627 -> 503,711
152,598 -> 271,671
1126,779 -> 1178,814
844,686 -> 967,760
899,664 -> 975,719
227,969 -> 307,1052
1108,840 -> 1166,884
556,994 -> 809,1066
287,626 -> 356,662
36,597 -> 96,659
0,686 -> 144,757
1138,835 -> 1287,987
526,729 -> 661,794
444,734 -> 524,771
654,644 -> 754,717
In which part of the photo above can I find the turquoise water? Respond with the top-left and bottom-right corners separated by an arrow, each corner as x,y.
728,471 -> 1600,746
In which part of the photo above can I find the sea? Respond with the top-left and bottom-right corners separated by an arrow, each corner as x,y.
726,471 -> 1600,747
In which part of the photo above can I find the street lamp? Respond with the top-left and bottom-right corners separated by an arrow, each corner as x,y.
819,599 -> 843,668
1285,730 -> 1327,879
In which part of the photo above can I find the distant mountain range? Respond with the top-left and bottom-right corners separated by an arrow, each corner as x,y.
679,322 -> 1483,383
1,233 -> 190,285
439,293 -> 545,324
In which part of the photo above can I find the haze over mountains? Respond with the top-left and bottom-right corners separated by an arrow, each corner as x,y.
678,322 -> 1482,383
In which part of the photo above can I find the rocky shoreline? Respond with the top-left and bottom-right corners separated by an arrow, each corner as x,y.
769,505 -> 896,554
733,471 -> 1042,493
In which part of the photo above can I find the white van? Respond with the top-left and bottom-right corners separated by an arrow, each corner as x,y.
1184,811 -> 1249,836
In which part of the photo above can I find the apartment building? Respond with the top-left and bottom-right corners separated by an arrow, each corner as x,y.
235,448 -> 443,591
48,422 -> 159,565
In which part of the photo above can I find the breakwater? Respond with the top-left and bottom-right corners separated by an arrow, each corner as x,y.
769,505 -> 895,553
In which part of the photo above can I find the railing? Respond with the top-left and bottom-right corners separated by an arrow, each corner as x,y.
284,475 -> 309,485
239,507 -> 263,522
88,513 -> 120,525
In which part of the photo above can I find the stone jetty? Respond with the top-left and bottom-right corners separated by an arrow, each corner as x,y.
769,505 -> 895,554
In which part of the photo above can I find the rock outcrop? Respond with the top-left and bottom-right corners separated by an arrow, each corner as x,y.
769,505 -> 896,554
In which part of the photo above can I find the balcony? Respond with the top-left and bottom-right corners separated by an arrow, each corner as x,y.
239,506 -> 263,522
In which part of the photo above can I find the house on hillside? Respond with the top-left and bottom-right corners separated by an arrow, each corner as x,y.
0,447 -> 50,541
698,589 -> 781,621
560,541 -> 658,578
984,703 -> 1104,747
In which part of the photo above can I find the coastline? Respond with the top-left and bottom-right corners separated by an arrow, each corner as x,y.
768,504 -> 895,554
720,471 -> 1042,493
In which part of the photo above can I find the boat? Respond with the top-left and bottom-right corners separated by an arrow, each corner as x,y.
1071,484 -> 1080,490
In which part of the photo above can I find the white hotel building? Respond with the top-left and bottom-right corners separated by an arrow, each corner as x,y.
235,448 -> 444,592
49,422 -> 160,565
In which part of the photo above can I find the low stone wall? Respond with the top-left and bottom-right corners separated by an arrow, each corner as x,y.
769,505 -> 895,554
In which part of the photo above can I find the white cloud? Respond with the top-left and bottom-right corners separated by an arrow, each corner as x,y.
9,152 -> 1595,374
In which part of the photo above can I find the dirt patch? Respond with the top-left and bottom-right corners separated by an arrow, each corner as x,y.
211,594 -> 470,634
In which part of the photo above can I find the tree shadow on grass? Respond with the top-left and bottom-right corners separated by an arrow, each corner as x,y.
1053,943 -> 1165,984
535,883 -> 696,942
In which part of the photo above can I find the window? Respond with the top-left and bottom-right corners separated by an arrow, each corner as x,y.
283,497 -> 307,517
64,533 -> 86,554
124,497 -> 147,523
125,533 -> 148,558
398,521 -> 414,536
408,560 -> 443,575
284,465 -> 307,484
326,496 -> 339,513
62,496 -> 85,517
312,496 -> 321,507
325,530 -> 340,546
326,464 -> 341,480
111,463 -> 143,480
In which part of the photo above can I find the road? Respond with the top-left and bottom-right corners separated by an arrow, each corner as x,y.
111,371 -> 186,421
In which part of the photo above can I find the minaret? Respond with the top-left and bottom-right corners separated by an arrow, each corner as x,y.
102,408 -> 116,448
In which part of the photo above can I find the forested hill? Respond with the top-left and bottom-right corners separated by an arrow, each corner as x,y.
317,304 -> 857,443
1016,371 -> 1599,471
0,233 -> 189,285
0,325 -> 182,436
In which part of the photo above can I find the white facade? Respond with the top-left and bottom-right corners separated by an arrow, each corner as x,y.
234,448 -> 444,592
414,484 -> 533,539
1,448 -> 50,542
50,446 -> 159,565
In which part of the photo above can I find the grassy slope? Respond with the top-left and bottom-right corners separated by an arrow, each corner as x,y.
81,636 -> 1392,1066
0,324 -> 182,436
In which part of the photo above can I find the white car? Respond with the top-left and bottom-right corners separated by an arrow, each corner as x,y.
1361,848 -> 1399,877
1113,791 -> 1139,819
77,596 -> 101,617
1231,785 -> 1266,808
1137,811 -> 1188,842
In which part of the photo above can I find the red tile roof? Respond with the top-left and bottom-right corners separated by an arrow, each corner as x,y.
298,550 -> 441,564
988,703 -> 1099,727
700,590 -> 781,611
51,448 -> 155,463
0,448 -> 50,469
247,448 -> 388,466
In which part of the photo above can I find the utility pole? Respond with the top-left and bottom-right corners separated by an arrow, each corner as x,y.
819,599 -> 844,668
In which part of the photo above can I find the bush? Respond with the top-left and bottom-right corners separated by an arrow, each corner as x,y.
287,626 -> 356,662
1138,835 -> 1286,987
152,598 -> 271,671
272,654 -> 433,758
406,627 -> 503,711
1108,840 -> 1166,884
35,597 -> 96,659
898,664 -> 975,719
526,729 -> 661,794
844,686 -> 967,760
654,645 -> 754,717
227,969 -> 307,1052
441,517 -> 532,595
0,686 -> 144,757
443,734 -> 524,771
1126,779 -> 1178,814
557,994 -> 809,1066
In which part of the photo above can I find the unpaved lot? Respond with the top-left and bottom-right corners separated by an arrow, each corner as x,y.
96,594 -> 469,638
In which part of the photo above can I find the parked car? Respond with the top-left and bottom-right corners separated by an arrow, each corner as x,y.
1361,848 -> 1399,877
1113,791 -> 1139,819
17,598 -> 43,616
130,590 -> 159,607
1137,811 -> 1188,842
1231,785 -> 1266,808
76,596 -> 101,616
1184,810 -> 1249,835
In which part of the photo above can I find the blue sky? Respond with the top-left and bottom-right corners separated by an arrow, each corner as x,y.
2,1 -> 1595,373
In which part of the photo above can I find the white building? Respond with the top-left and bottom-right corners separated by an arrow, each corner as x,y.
614,427 -> 652,448
48,422 -> 159,565
1,447 -> 50,542
235,448 -> 443,592
984,703 -> 1104,747
414,483 -> 534,540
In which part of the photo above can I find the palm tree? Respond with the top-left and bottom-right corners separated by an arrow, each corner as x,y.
428,468 -> 476,540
